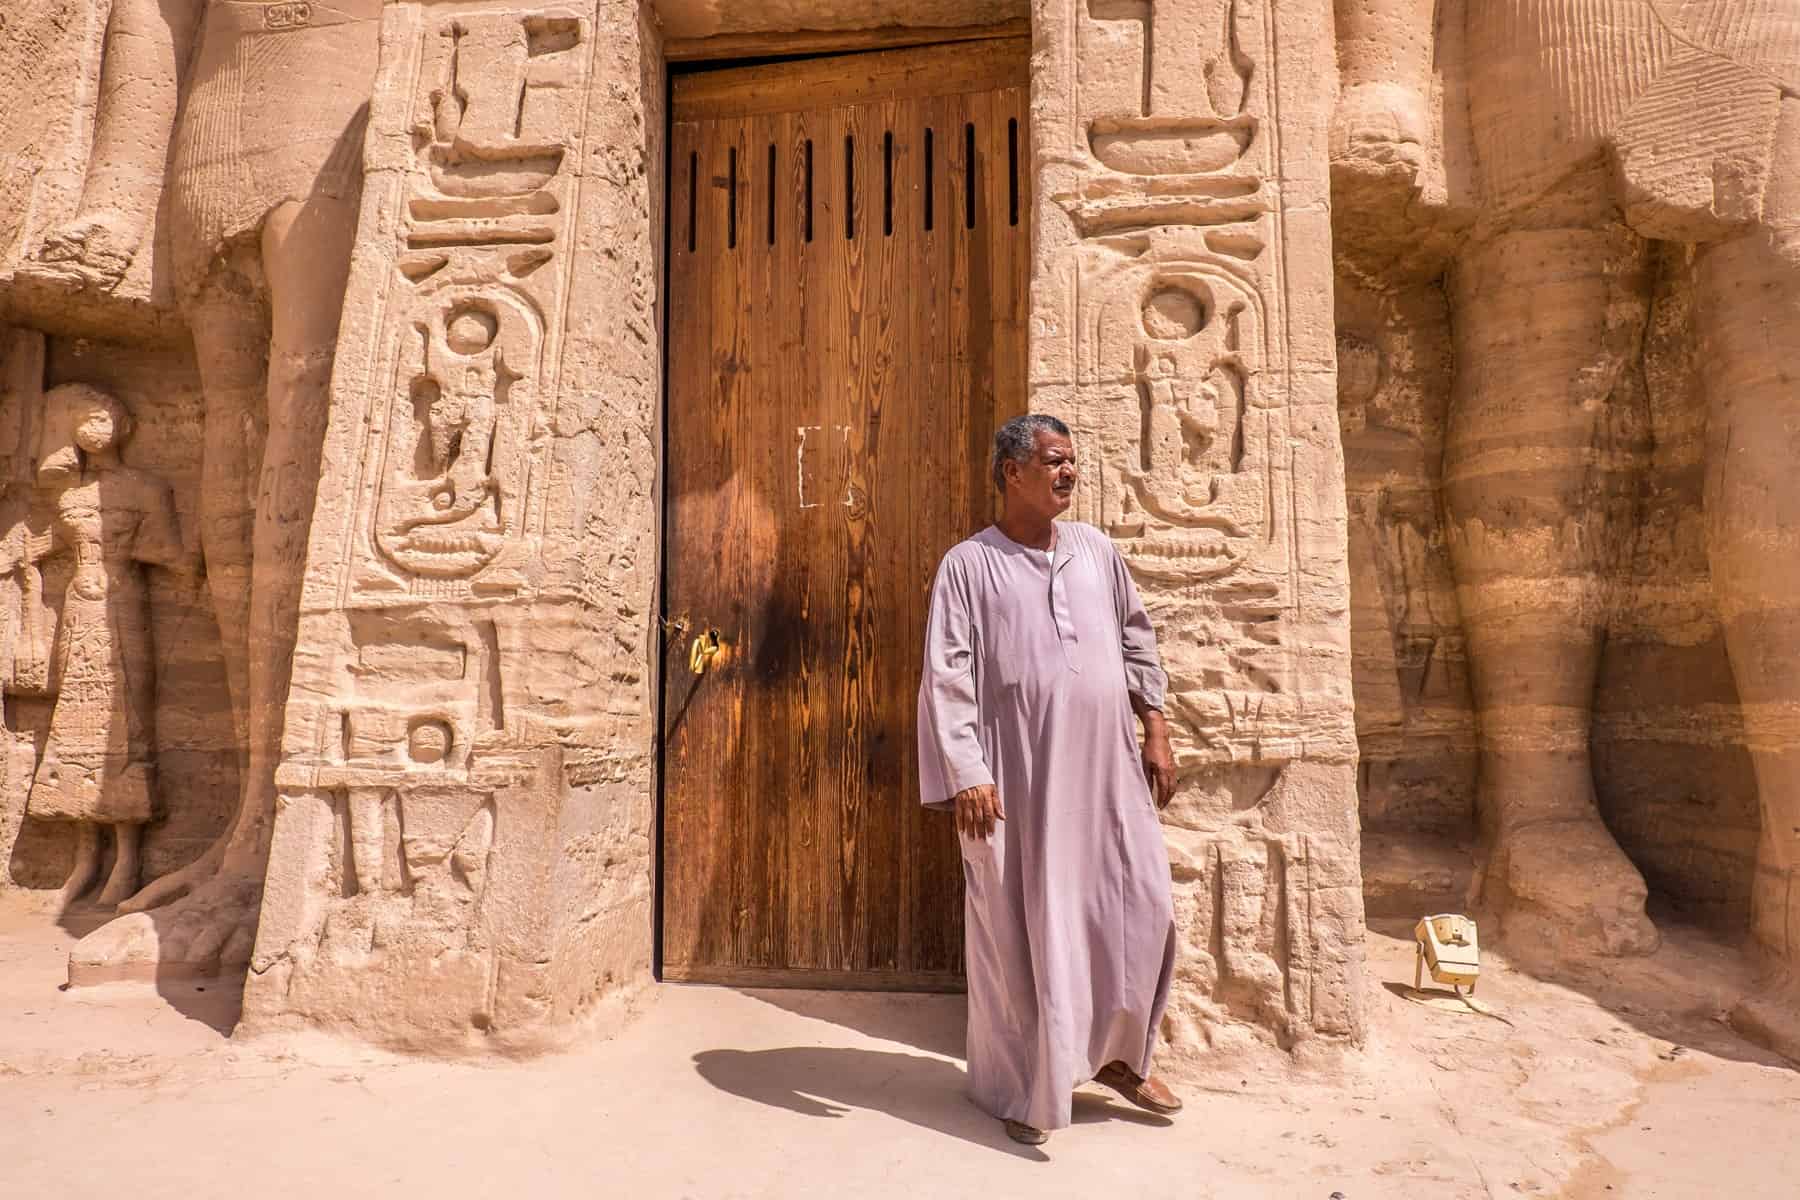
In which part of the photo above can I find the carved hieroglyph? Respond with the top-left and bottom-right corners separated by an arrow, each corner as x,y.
1034,0 -> 1362,1056
244,0 -> 662,1050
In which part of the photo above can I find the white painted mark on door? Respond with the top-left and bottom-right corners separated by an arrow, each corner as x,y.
838,424 -> 854,507
796,425 -> 822,509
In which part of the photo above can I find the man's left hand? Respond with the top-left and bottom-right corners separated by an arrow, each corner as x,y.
1141,726 -> 1176,810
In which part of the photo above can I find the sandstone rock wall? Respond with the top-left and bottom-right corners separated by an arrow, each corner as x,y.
242,0 -> 664,1051
0,3 -> 231,901
20,0 -> 1792,1060
1331,1 -> 1792,959
1033,0 -> 1365,1058
1,333 -> 239,889
0,0 -> 181,342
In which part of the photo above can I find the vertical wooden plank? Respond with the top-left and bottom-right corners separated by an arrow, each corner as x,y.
701,112 -> 750,972
663,116 -> 719,975
964,88 -> 998,530
880,98 -> 918,976
784,105 -> 824,973
763,108 -> 803,971
906,94 -> 943,977
734,109 -> 782,969
936,89 -> 970,977
945,91 -> 978,544
986,85 -> 1029,446
915,93 -> 962,978
660,118 -> 693,974
831,100 -> 868,973
804,100 -> 851,972
856,96 -> 906,974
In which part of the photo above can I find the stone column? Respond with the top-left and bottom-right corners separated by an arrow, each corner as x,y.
1031,0 -> 1363,1059
242,0 -> 662,1052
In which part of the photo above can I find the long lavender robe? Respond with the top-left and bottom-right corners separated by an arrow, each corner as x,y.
917,521 -> 1177,1131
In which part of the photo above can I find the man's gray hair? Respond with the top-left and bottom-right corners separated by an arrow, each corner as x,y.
992,413 -> 1072,492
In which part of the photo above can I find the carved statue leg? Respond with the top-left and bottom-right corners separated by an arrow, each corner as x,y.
1444,222 -> 1660,959
109,257 -> 265,918
347,787 -> 386,896
71,191 -> 358,982
1330,0 -> 1435,176
56,821 -> 102,909
95,823 -> 142,909
1700,102 -> 1800,1055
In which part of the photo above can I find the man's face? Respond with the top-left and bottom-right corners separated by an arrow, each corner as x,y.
1005,430 -> 1079,519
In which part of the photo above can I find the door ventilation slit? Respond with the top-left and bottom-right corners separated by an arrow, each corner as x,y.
923,127 -> 934,231
883,130 -> 894,237
686,149 -> 697,252
1007,117 -> 1019,228
964,122 -> 976,230
767,143 -> 777,245
845,134 -> 856,240
727,144 -> 738,250
804,138 -> 814,243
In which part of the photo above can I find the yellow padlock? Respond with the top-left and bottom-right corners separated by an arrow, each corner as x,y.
688,628 -> 723,676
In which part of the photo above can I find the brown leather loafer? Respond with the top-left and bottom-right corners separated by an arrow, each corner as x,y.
1094,1061 -> 1184,1116
1004,1119 -> 1049,1145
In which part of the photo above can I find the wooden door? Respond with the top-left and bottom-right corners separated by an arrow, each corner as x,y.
661,39 -> 1029,989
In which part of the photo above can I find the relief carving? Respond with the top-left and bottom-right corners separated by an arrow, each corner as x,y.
1331,0 -> 1800,1055
1084,0 -> 1257,175
1042,0 -> 1362,1054
7,385 -> 189,908
12,0 -> 382,982
348,7 -> 591,599
374,288 -> 536,580
1066,0 -> 1271,235
1081,232 -> 1274,585
242,1 -> 660,1048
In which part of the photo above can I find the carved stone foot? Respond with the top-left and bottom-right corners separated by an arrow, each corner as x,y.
24,208 -> 138,292
94,867 -> 137,906
1730,972 -> 1800,1064
1329,82 -> 1430,182
1483,818 -> 1661,961
54,823 -> 103,912
67,872 -> 262,986
93,826 -> 141,909
115,843 -> 217,915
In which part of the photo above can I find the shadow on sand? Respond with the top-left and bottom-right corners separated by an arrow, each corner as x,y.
1368,914 -> 1799,1071
48,896 -> 243,1036
739,986 -> 968,1058
692,1042 -> 1171,1160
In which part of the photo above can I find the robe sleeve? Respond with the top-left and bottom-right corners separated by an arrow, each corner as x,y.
1103,530 -> 1168,712
916,552 -> 992,810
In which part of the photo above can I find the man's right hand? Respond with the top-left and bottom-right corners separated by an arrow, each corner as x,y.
953,783 -> 1003,840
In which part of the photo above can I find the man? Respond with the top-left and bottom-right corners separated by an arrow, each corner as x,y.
917,413 -> 1183,1146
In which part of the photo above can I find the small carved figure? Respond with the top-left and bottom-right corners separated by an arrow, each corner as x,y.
5,384 -> 187,907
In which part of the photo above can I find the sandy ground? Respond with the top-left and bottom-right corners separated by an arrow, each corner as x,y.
2,899 -> 1797,1199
